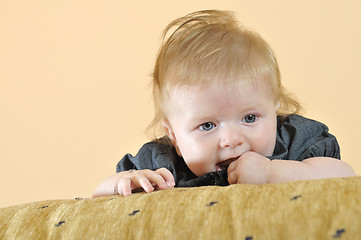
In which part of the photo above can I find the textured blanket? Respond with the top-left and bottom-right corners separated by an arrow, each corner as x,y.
1,176 -> 361,239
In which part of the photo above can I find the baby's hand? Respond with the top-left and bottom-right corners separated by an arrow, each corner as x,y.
92,168 -> 175,198
227,151 -> 271,184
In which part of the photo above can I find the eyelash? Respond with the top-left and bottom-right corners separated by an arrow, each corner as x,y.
197,115 -> 258,132
242,114 -> 258,124
198,122 -> 216,132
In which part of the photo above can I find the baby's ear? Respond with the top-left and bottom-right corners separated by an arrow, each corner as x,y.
275,101 -> 280,111
161,120 -> 174,140
161,120 -> 182,156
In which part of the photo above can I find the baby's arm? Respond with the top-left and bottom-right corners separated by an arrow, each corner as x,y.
267,157 -> 356,183
92,168 -> 175,198
227,152 -> 356,184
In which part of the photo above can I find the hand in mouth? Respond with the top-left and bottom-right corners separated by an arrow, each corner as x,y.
215,156 -> 240,171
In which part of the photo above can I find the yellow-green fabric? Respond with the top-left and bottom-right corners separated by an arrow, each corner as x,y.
1,176 -> 361,239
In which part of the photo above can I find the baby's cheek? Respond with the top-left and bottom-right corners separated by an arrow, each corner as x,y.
178,139 -> 218,176
257,126 -> 277,156
184,159 -> 205,176
183,155 -> 211,176
261,140 -> 276,156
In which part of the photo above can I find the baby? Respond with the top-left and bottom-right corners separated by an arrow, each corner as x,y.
93,10 -> 356,198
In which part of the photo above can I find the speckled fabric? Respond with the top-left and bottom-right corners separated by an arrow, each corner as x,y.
1,177 -> 360,239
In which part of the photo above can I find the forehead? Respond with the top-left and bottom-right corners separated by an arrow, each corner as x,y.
170,77 -> 274,99
164,80 -> 275,117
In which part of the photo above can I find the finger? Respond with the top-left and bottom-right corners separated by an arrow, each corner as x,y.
227,158 -> 239,172
155,168 -> 175,187
141,170 -> 169,190
227,163 -> 241,184
135,174 -> 155,193
227,170 -> 237,184
118,177 -> 132,196
120,173 -> 155,195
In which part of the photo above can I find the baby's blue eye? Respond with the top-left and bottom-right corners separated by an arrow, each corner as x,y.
199,122 -> 215,131
244,114 -> 257,123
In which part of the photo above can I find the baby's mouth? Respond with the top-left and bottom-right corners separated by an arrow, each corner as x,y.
215,157 -> 240,171
215,165 -> 225,171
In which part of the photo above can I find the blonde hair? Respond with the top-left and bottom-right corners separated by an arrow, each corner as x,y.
147,10 -> 302,139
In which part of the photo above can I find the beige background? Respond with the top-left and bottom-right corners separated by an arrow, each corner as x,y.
1,0 -> 360,208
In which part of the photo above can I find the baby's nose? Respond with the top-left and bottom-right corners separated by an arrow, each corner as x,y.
219,127 -> 244,148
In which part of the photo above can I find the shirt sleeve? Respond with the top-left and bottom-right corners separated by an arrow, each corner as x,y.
116,140 -> 176,173
270,115 -> 341,161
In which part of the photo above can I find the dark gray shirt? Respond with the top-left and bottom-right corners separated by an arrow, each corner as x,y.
116,115 -> 340,187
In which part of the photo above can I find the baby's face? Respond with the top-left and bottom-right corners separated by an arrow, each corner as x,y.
162,81 -> 278,176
